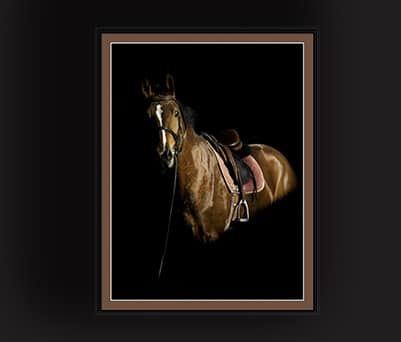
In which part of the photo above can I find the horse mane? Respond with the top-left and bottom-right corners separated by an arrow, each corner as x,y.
177,100 -> 198,129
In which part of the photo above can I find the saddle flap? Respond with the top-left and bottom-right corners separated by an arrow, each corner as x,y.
205,139 -> 265,195
241,155 -> 265,194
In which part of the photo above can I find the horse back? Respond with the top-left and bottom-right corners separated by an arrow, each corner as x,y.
249,144 -> 297,202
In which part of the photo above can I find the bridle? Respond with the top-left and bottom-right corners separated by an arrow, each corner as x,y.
150,95 -> 187,158
149,95 -> 186,280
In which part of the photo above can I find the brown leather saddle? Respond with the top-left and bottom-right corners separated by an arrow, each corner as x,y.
202,132 -> 255,186
201,130 -> 258,222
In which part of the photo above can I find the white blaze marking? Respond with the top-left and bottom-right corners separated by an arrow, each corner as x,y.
155,104 -> 166,154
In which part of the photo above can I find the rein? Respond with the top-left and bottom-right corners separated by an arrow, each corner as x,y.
150,95 -> 186,280
157,154 -> 177,280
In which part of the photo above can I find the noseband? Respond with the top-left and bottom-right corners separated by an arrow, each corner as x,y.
150,95 -> 186,157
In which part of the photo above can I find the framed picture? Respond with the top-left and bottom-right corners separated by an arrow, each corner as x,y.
98,31 -> 316,311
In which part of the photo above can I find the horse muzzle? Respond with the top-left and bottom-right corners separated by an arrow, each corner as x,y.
160,149 -> 175,169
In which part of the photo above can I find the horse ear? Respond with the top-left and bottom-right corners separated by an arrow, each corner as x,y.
141,78 -> 153,98
165,73 -> 175,97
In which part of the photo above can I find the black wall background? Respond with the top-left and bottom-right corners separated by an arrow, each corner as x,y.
111,44 -> 303,299
1,0 -> 401,341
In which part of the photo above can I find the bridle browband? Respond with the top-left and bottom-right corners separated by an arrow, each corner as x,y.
149,95 -> 187,157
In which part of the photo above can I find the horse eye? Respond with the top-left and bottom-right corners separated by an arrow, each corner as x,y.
175,111 -> 179,117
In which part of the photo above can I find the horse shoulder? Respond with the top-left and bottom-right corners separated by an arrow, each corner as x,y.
180,140 -> 230,241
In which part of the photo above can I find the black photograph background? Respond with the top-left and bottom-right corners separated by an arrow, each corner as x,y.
111,43 -> 303,299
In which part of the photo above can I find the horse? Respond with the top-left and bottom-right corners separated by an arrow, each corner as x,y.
141,74 -> 297,245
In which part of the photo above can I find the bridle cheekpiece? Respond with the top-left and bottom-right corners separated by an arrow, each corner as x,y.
150,95 -> 187,157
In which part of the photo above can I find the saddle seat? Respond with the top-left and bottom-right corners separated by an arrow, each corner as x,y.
201,133 -> 265,195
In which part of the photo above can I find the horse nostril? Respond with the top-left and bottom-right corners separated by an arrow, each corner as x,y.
160,149 -> 175,168
165,150 -> 173,160
160,149 -> 172,161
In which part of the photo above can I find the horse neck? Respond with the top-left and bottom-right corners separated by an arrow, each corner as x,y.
176,127 -> 207,185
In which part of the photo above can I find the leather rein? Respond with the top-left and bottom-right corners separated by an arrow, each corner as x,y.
149,95 -> 186,280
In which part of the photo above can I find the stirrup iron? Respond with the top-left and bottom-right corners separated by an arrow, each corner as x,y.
237,199 -> 250,222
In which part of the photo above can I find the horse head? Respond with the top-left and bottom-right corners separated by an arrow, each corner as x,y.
142,74 -> 186,169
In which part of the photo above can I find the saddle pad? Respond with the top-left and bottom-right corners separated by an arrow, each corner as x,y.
206,141 -> 265,195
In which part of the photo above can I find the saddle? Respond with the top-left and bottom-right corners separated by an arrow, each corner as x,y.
201,130 -> 265,223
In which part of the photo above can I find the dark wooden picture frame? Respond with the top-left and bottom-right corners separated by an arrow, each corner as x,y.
98,32 -> 315,311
